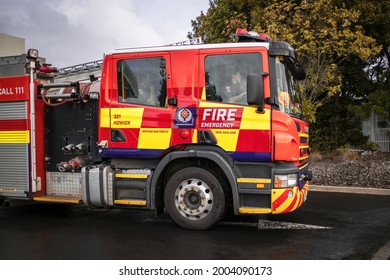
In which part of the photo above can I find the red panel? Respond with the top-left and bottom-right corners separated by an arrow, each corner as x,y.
141,107 -> 172,128
0,76 -> 30,101
198,107 -> 243,129
171,128 -> 196,146
272,110 -> 300,161
236,130 -> 270,152
110,128 -> 140,148
0,119 -> 28,131
34,100 -> 46,196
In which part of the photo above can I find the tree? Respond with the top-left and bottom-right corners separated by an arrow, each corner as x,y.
189,0 -> 386,151
253,0 -> 380,123
190,0 -> 381,123
353,0 -> 390,119
311,56 -> 372,151
189,0 -> 270,43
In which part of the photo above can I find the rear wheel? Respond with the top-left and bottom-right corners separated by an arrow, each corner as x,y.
164,167 -> 225,230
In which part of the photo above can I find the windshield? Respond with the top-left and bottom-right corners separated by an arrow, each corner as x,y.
275,57 -> 301,116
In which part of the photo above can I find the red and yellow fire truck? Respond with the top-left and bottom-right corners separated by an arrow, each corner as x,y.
0,30 -> 311,230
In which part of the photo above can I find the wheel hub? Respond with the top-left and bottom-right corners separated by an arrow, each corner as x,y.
184,191 -> 201,209
174,179 -> 213,220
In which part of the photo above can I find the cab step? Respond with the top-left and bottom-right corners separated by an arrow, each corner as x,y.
33,195 -> 82,204
114,169 -> 151,205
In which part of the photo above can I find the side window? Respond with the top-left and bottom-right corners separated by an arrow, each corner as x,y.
117,57 -> 167,107
205,53 -> 262,105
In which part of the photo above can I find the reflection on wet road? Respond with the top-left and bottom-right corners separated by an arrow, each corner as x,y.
1,190 -> 389,260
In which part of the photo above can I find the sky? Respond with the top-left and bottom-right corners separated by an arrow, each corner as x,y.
0,0 -> 210,68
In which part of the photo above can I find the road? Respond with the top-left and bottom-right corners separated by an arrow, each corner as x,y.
0,186 -> 389,260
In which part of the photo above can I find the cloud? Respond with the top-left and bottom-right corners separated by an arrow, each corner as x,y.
0,0 -> 209,68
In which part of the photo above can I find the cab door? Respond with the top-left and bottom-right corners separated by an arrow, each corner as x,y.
101,52 -> 173,158
198,48 -> 272,161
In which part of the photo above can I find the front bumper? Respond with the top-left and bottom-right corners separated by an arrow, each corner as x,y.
271,182 -> 309,214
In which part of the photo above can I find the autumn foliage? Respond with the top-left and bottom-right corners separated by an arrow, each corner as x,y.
190,0 -> 389,151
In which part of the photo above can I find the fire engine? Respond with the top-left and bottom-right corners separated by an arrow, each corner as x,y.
0,29 -> 311,230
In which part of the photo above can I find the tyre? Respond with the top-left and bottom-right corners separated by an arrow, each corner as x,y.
164,166 -> 225,230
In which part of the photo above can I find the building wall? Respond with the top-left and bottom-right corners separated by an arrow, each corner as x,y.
1,33 -> 50,78
0,33 -> 27,77
0,33 -> 25,57
0,54 -> 27,77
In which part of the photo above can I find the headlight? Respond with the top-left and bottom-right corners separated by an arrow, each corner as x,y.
274,174 -> 297,188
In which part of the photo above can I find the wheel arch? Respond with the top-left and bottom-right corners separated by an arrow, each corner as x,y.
150,147 -> 238,213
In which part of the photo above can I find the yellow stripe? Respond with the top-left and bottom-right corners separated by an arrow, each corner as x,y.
116,173 -> 148,179
0,130 -> 30,144
280,187 -> 297,212
237,178 -> 272,184
272,186 -> 299,214
299,155 -> 309,161
299,163 -> 309,170
201,87 -> 206,100
299,145 -> 309,149
100,108 -> 146,129
239,207 -> 272,214
138,128 -> 171,149
212,129 -> 239,151
111,108 -> 144,128
100,108 -> 110,128
192,129 -> 198,143
33,196 -> 81,204
299,133 -> 309,138
114,199 -> 147,206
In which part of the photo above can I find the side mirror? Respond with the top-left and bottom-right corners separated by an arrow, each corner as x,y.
286,57 -> 306,80
247,73 -> 265,112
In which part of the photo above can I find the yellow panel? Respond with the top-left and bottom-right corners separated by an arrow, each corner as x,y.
114,199 -> 147,206
239,207 -> 272,214
138,128 -> 172,149
237,178 -> 272,184
111,108 -> 144,128
100,108 -> 110,128
212,129 -> 239,151
201,87 -> 206,100
0,130 -> 30,144
116,173 -> 148,179
192,129 -> 198,143
240,107 -> 270,130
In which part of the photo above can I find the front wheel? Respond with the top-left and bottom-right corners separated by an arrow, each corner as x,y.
164,167 -> 225,230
